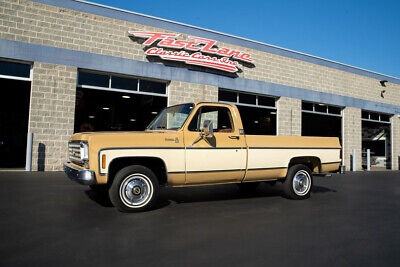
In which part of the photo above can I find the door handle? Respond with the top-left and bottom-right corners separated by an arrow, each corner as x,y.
228,135 -> 240,140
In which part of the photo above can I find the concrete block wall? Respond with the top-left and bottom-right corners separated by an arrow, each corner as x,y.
277,97 -> 301,136
1,0 -> 400,107
168,81 -> 218,106
0,0 -> 399,172
29,62 -> 77,171
342,107 -> 362,171
391,115 -> 400,170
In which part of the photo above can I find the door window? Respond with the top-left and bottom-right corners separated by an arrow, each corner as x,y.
188,106 -> 234,133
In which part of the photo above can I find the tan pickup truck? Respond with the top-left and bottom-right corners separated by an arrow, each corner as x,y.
64,102 -> 341,212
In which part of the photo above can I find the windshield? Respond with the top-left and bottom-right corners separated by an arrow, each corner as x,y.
146,103 -> 194,130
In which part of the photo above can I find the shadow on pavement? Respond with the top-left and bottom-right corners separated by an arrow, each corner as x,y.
312,185 -> 337,193
84,183 -> 337,209
85,190 -> 113,208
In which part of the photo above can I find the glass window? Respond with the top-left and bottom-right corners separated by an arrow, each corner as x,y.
328,106 -> 342,115
380,114 -> 390,122
78,71 -> 109,88
139,80 -> 166,94
0,61 -> 30,78
314,104 -> 327,113
258,96 -> 275,107
111,76 -> 138,91
302,102 -> 314,111
239,93 -> 256,105
146,104 -> 193,130
188,106 -> 233,132
370,112 -> 379,121
218,90 -> 237,103
362,111 -> 369,119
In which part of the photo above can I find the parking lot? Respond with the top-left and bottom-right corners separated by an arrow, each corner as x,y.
0,171 -> 399,266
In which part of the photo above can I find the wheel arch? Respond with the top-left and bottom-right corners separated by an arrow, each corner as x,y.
107,156 -> 168,187
288,156 -> 321,173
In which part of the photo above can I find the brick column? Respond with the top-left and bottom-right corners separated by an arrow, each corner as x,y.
29,62 -> 77,171
391,115 -> 400,170
342,107 -> 362,171
167,80 -> 218,106
277,97 -> 301,136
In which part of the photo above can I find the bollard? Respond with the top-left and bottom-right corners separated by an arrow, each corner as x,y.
25,132 -> 33,171
352,149 -> 356,171
366,149 -> 371,171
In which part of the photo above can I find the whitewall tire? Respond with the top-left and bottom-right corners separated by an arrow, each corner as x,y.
109,165 -> 159,212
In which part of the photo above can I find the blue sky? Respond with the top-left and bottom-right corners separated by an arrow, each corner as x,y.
92,0 -> 400,78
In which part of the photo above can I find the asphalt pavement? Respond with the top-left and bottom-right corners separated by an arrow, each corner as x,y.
0,170 -> 399,266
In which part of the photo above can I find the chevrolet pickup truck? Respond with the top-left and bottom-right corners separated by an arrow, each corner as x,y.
64,102 -> 341,212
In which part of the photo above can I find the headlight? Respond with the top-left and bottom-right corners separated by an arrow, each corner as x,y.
80,141 -> 89,162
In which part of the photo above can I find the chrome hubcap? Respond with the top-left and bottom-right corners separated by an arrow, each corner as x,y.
120,174 -> 153,208
292,170 -> 311,196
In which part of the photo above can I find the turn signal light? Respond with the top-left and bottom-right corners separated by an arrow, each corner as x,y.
102,154 -> 106,169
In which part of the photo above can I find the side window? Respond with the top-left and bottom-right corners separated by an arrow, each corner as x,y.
188,106 -> 234,133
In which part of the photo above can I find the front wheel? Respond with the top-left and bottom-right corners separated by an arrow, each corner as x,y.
282,164 -> 313,200
109,165 -> 159,212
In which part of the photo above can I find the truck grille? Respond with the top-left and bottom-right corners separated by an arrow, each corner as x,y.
68,141 -> 82,165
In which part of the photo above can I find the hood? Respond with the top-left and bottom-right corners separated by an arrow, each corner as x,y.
70,130 -> 183,149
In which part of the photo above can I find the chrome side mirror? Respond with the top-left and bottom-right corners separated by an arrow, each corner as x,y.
202,120 -> 214,137
190,120 -> 215,147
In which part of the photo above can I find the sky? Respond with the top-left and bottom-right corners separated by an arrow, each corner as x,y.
91,0 -> 400,78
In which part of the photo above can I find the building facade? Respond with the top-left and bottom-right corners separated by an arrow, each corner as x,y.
0,0 -> 399,171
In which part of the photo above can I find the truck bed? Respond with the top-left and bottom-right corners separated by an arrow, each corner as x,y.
243,135 -> 341,182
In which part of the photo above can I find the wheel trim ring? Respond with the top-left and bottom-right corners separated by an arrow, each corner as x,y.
292,170 -> 311,196
119,173 -> 154,208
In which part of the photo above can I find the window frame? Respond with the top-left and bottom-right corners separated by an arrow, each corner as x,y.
187,105 -> 235,133
218,89 -> 277,136
0,59 -> 32,82
302,101 -> 343,117
77,70 -> 168,98
218,88 -> 277,110
361,110 -> 391,124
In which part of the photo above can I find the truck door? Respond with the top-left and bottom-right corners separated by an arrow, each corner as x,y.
183,104 -> 247,184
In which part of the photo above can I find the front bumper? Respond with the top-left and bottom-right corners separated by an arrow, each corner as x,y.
63,162 -> 96,185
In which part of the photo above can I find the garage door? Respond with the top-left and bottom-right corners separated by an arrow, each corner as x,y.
0,60 -> 31,169
218,89 -> 277,135
362,111 -> 391,170
75,71 -> 168,132
302,101 -> 342,141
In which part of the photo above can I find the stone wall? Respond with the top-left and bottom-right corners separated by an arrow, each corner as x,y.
29,62 -> 76,171
391,115 -> 400,170
277,97 -> 301,136
168,81 -> 218,106
0,0 -> 399,107
1,0 -> 399,171
342,107 -> 362,170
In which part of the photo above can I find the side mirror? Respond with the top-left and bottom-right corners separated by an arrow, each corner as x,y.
202,120 -> 214,137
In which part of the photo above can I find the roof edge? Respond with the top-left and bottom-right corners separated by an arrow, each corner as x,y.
29,0 -> 400,84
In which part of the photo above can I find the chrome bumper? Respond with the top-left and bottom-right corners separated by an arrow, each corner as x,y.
63,162 -> 95,185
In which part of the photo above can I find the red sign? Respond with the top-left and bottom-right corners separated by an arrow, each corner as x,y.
128,31 -> 253,73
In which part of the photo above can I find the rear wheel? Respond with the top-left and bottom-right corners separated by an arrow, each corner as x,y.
109,165 -> 159,212
282,164 -> 313,200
